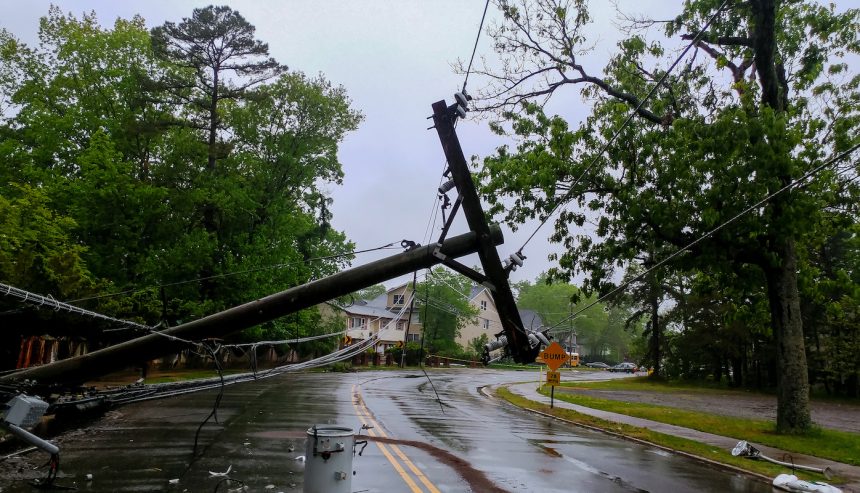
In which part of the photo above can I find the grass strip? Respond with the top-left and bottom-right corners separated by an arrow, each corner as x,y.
542,384 -> 860,466
495,387 -> 835,483
560,376 -> 735,393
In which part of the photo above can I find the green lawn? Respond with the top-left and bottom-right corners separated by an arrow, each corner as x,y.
496,387 -> 841,484
560,376 -> 758,392
540,381 -> 860,467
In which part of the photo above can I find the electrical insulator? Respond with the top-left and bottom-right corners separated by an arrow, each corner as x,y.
438,180 -> 456,195
504,252 -> 526,271
484,335 -> 508,353
510,252 -> 524,267
454,91 -> 471,111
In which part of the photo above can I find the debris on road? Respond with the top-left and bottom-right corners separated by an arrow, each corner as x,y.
209,465 -> 232,477
773,474 -> 842,493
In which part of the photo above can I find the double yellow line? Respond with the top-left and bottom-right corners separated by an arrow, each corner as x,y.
351,384 -> 441,493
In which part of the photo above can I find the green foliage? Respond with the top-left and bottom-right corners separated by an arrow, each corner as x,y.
353,284 -> 387,302
150,5 -> 284,161
386,342 -> 423,366
0,6 -> 361,364
514,273 -> 639,362
476,0 -> 860,428
545,379 -> 860,466
327,362 -> 353,373
0,184 -> 92,297
468,334 -> 490,357
416,267 -> 479,354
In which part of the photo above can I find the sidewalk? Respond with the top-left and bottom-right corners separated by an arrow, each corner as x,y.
503,381 -> 860,492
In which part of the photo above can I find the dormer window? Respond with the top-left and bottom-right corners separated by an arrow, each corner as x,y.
392,294 -> 405,305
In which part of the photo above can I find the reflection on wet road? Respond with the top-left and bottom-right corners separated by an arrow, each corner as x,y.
350,369 -> 770,492
0,369 -> 773,492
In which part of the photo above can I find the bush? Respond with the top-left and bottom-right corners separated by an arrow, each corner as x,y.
386,342 -> 423,366
328,362 -> 353,373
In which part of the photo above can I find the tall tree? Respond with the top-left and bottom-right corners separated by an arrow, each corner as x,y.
151,5 -> 284,172
1,7 -> 360,347
514,273 -> 610,352
473,0 -> 858,432
151,6 -> 286,297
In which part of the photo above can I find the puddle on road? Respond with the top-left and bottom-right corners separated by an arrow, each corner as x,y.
248,429 -> 308,440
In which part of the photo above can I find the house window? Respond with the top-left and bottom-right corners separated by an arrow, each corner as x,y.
349,317 -> 366,328
480,300 -> 487,310
407,334 -> 421,342
396,321 -> 406,331
392,294 -> 405,305
482,318 -> 490,329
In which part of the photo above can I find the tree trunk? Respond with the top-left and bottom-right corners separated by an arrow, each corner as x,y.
207,68 -> 219,171
750,0 -> 786,111
200,68 -> 221,299
647,256 -> 661,378
730,355 -> 743,387
650,292 -> 660,377
764,236 -> 812,433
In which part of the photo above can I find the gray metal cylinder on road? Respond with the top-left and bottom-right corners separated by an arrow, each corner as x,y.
303,425 -> 355,493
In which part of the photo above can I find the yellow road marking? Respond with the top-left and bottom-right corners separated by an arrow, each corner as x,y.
352,385 -> 442,493
388,442 -> 442,493
357,405 -> 441,493
352,385 -> 423,493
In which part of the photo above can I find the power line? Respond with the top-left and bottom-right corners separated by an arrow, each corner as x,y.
0,282 -> 198,346
219,330 -> 348,349
423,161 -> 449,245
516,0 -> 732,254
546,141 -> 860,331
65,241 -> 403,304
462,0 -> 492,93
96,333 -> 385,406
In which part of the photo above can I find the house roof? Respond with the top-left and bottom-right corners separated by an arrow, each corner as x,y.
346,304 -> 396,318
469,285 -> 487,300
366,293 -> 389,308
518,309 -> 545,330
343,288 -> 417,322
387,282 -> 410,293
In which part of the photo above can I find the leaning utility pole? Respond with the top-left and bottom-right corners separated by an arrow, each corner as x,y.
430,99 -> 538,363
1,228 -> 502,387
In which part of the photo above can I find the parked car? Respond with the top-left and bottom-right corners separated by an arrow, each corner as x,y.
585,361 -> 610,369
609,362 -> 637,373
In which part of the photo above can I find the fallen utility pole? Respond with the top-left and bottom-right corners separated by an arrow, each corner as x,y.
431,100 -> 538,364
1,228 -> 502,387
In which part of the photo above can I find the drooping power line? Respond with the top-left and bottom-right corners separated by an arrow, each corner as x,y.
462,0 -> 492,93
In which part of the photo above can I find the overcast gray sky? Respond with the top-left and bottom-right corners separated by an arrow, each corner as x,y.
3,1 -> 698,288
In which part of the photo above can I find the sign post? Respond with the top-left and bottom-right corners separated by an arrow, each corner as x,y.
540,342 -> 569,408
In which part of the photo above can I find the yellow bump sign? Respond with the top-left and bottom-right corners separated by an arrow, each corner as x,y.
546,370 -> 561,386
540,342 -> 570,371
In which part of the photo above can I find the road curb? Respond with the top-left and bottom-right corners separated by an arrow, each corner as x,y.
486,383 -> 774,485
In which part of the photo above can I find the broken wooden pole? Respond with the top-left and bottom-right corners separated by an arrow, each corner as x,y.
1,227 -> 502,386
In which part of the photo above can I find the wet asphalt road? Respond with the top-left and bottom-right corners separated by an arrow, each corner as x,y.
0,369 -> 774,492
